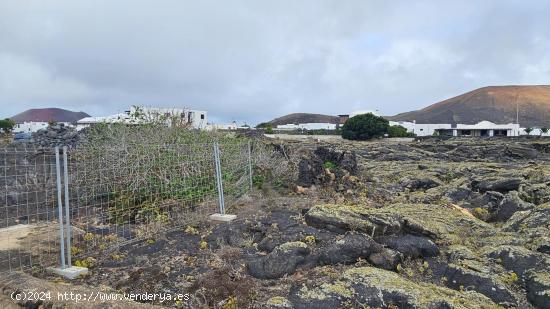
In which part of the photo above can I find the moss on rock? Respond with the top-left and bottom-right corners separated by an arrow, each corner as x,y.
293,266 -> 498,308
305,203 -> 493,243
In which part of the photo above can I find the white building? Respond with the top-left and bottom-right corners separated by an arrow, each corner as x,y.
205,121 -> 251,131
435,121 -> 521,137
77,106 -> 207,130
14,121 -> 75,133
276,123 -> 337,130
389,121 -> 451,136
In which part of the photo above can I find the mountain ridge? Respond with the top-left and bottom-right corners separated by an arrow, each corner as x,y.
388,85 -> 550,127
11,108 -> 90,123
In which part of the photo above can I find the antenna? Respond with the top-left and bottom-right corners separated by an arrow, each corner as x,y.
514,94 -> 519,124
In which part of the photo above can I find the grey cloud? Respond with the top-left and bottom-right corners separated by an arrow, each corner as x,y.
0,0 -> 549,124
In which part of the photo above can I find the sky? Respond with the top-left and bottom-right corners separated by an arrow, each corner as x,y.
0,0 -> 549,125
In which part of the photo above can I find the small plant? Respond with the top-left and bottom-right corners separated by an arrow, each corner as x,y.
147,238 -> 156,244
323,161 -> 338,170
304,235 -> 316,244
502,272 -> 519,285
185,226 -> 199,235
71,246 -> 83,255
74,257 -> 97,268
199,240 -> 208,250
83,233 -> 94,241
472,207 -> 490,220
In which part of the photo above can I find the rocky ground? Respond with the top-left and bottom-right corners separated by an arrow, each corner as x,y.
2,137 -> 550,308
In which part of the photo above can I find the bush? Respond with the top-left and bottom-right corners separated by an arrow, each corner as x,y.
388,125 -> 415,137
0,118 -> 15,133
341,113 -> 389,140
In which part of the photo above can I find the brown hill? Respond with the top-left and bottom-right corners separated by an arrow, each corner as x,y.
388,85 -> 550,127
266,113 -> 339,126
11,108 -> 90,123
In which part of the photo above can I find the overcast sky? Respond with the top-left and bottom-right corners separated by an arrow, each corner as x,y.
0,1 -> 549,124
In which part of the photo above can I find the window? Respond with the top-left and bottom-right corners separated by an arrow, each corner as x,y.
201,114 -> 205,119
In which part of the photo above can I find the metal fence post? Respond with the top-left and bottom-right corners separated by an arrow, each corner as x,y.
247,140 -> 253,190
63,146 -> 72,267
55,147 -> 66,269
213,142 -> 225,214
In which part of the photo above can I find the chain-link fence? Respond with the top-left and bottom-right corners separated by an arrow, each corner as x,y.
0,140 -> 253,274
0,145 -> 63,274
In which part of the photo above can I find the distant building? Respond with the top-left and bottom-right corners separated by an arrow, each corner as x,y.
276,123 -> 337,130
77,106 -> 207,130
205,121 -> 251,131
389,121 -> 451,136
435,121 -> 521,137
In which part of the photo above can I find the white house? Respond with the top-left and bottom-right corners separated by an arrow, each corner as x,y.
434,121 -> 521,137
77,106 -> 207,130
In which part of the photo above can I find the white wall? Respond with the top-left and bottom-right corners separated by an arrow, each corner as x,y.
15,122 -> 73,133
519,128 -> 550,136
388,121 -> 451,136
77,107 -> 208,129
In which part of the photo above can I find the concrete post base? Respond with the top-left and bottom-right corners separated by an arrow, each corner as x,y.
209,213 -> 237,222
47,266 -> 88,279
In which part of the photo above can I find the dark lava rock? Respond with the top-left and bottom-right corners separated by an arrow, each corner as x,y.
288,267 -> 496,309
317,234 -> 401,270
248,242 -> 310,279
525,270 -> 550,308
520,183 -> 550,205
485,245 -> 548,277
402,177 -> 441,191
445,187 -> 476,204
206,220 -> 265,249
375,234 -> 439,258
297,146 -> 357,187
490,191 -> 535,222
429,260 -> 517,306
473,178 -> 522,193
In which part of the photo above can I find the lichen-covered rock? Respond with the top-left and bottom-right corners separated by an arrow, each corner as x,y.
265,296 -> 294,308
402,177 -> 441,191
248,241 -> 310,279
472,178 -> 523,193
316,234 -> 401,270
484,245 -> 550,277
289,267 -> 497,309
503,202 -> 550,236
490,191 -> 535,222
375,234 -> 439,258
429,261 -> 517,306
525,271 -> 550,309
305,203 -> 493,242
520,183 -> 550,205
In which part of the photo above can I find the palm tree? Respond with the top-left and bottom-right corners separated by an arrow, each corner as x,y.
541,127 -> 549,136
524,127 -> 533,135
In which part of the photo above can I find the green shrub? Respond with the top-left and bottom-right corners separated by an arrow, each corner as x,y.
388,125 -> 415,137
341,113 -> 389,140
323,161 -> 337,170
0,118 -> 15,133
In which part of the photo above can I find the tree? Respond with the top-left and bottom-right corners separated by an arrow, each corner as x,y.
388,125 -> 415,137
341,113 -> 389,140
540,127 -> 548,136
524,127 -> 533,135
0,118 -> 15,133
